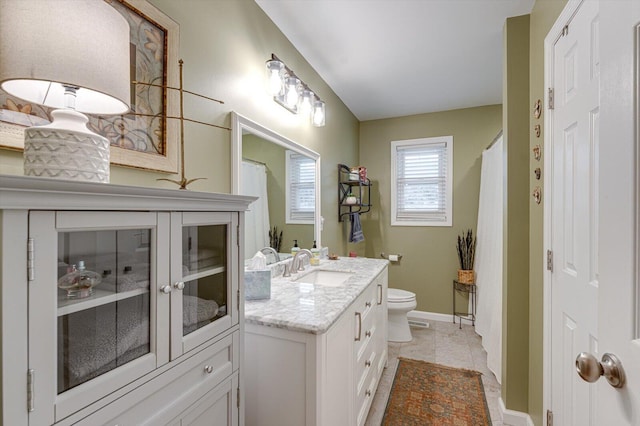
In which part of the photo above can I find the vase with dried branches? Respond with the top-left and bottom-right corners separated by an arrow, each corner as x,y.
268,226 -> 283,253
456,229 -> 476,284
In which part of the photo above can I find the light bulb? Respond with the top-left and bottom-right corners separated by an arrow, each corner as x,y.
266,59 -> 284,96
285,76 -> 300,108
299,89 -> 314,117
312,100 -> 325,127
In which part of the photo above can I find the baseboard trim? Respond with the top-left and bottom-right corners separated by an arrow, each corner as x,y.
499,398 -> 534,426
407,309 -> 452,324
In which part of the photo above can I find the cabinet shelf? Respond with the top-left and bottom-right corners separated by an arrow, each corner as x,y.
57,286 -> 150,316
338,164 -> 372,222
183,265 -> 226,282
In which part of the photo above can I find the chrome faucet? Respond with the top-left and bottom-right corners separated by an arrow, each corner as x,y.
292,249 -> 313,272
259,247 -> 280,264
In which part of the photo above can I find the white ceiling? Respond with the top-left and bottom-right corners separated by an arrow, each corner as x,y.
255,0 -> 535,121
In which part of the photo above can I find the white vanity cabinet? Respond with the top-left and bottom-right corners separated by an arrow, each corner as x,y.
0,176 -> 254,426
245,265 -> 388,426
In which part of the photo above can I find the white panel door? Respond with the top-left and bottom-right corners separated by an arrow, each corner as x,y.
596,0 -> 640,424
550,1 -> 600,424
548,0 -> 640,424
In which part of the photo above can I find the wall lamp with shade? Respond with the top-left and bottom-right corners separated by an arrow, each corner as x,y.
0,0 -> 131,183
266,54 -> 325,127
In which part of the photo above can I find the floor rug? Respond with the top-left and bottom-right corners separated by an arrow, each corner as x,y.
382,358 -> 491,425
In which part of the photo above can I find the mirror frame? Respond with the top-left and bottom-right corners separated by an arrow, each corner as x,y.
231,112 -> 322,248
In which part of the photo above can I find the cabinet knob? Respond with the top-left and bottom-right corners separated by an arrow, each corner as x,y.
365,360 -> 371,367
365,301 -> 371,308
365,390 -> 372,397
174,281 -> 185,290
204,365 -> 214,374
160,285 -> 171,294
365,330 -> 371,338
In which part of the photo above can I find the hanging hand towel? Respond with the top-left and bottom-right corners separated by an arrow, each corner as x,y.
349,212 -> 365,243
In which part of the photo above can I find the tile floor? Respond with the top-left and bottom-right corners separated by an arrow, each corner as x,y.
365,320 -> 503,425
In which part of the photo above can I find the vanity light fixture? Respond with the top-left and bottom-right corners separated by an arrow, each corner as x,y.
266,54 -> 326,127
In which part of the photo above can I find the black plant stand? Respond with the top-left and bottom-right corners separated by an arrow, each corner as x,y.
452,280 -> 476,329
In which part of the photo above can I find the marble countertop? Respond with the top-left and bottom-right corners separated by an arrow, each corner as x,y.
244,257 -> 389,334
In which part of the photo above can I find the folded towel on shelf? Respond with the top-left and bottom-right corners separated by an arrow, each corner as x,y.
60,295 -> 150,392
100,263 -> 150,293
182,295 -> 219,327
349,213 -> 365,243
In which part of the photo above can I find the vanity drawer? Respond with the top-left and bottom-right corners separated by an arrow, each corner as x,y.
353,285 -> 377,355
356,371 -> 378,426
356,347 -> 377,399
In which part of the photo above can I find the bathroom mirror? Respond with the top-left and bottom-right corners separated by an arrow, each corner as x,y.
231,112 -> 321,261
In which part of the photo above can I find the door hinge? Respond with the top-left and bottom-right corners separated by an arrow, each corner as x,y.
547,250 -> 553,272
547,409 -> 553,426
237,387 -> 240,408
237,289 -> 240,310
548,88 -> 554,110
236,225 -> 240,247
562,24 -> 569,36
27,369 -> 35,412
27,238 -> 35,281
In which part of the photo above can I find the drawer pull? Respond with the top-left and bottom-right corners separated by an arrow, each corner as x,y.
355,312 -> 362,341
365,360 -> 371,367
366,390 -> 372,397
377,284 -> 383,305
365,330 -> 371,338
204,365 -> 214,374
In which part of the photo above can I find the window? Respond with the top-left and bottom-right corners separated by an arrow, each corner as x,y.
391,136 -> 453,226
286,150 -> 315,224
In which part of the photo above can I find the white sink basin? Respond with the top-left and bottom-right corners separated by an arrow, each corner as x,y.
295,270 -> 354,287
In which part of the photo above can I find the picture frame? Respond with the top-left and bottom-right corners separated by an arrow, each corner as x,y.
0,0 -> 179,173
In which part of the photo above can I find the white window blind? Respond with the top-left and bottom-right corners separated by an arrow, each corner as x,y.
391,137 -> 453,226
286,151 -> 315,224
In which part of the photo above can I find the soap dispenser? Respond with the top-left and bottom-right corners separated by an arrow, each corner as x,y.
291,239 -> 300,256
310,241 -> 320,266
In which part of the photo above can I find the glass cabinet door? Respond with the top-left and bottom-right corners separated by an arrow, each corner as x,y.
170,212 -> 238,360
57,227 -> 151,393
28,211 -> 167,425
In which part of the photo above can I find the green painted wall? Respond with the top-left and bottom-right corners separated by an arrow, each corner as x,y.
359,105 -> 502,314
0,0 -> 359,257
502,14 -> 530,413
528,1 -> 568,425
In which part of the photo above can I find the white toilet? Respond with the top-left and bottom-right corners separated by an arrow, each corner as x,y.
387,288 -> 417,342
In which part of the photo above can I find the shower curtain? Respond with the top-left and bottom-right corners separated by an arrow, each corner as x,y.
242,161 -> 270,260
474,134 -> 503,383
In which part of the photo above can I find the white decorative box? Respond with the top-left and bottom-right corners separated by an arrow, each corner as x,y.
244,269 -> 271,300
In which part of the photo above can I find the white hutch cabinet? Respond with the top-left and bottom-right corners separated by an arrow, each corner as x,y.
0,176 -> 254,426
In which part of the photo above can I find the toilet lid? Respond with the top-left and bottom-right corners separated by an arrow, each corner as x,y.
388,288 -> 416,302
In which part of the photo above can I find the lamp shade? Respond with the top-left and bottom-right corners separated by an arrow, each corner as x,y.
0,0 -> 130,115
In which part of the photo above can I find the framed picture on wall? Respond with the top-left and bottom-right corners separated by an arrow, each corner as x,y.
0,0 -> 180,173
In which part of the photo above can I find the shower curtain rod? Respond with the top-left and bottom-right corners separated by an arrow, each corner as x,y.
242,157 -> 268,167
486,130 -> 503,150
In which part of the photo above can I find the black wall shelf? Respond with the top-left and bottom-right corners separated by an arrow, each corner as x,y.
338,164 -> 372,222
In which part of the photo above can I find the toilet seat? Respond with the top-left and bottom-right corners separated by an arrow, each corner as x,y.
388,288 -> 416,303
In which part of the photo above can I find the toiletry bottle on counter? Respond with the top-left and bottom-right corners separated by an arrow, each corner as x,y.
310,241 -> 320,266
291,240 -> 300,256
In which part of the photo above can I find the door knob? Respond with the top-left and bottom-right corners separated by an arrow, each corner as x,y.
575,352 -> 626,388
